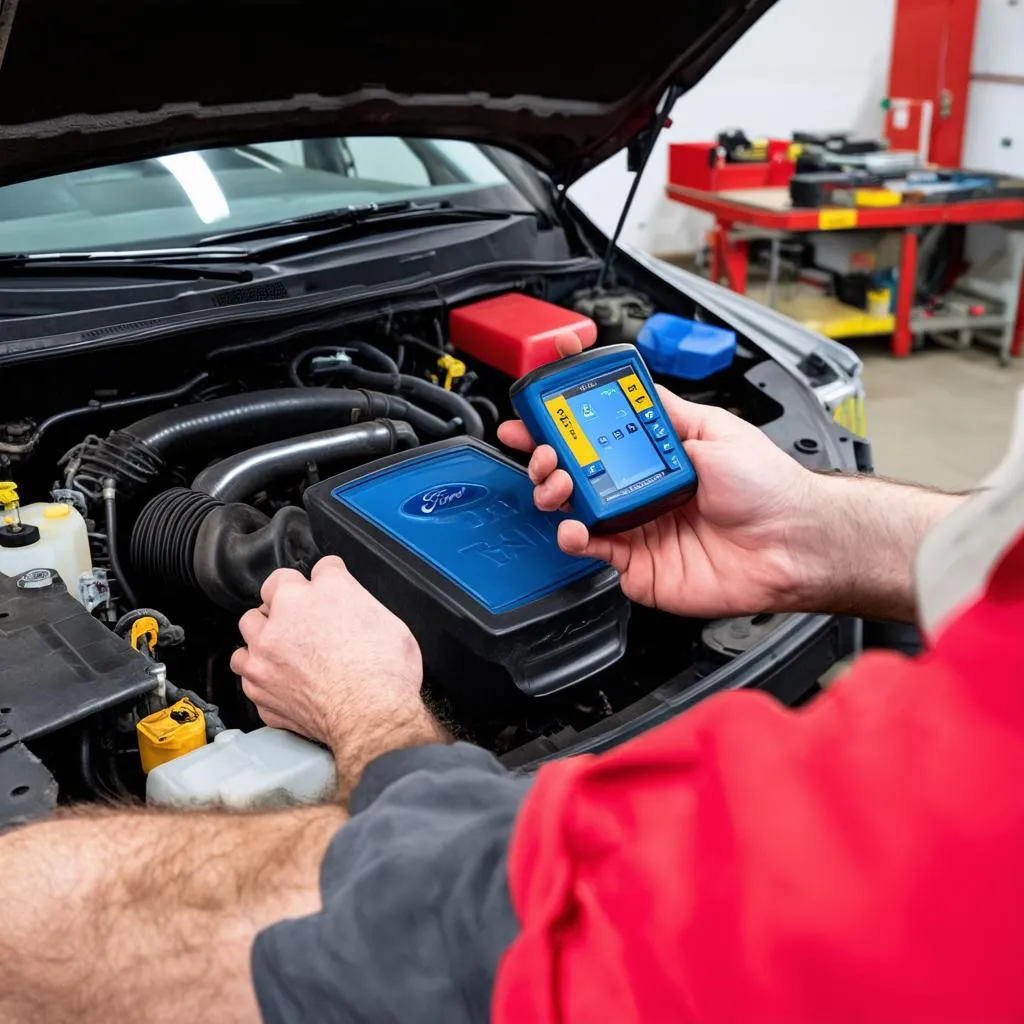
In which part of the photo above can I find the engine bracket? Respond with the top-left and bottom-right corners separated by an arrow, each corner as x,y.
0,568 -> 156,743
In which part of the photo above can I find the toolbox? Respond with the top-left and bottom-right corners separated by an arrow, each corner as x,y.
669,140 -> 794,192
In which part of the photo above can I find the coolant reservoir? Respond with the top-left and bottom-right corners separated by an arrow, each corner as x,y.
146,727 -> 337,810
0,501 -> 92,602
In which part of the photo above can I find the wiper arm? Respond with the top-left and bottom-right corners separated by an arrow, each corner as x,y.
196,200 -> 416,246
196,200 -> 530,250
0,247 -> 259,282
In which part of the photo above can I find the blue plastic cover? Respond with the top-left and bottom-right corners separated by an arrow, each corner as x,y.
331,446 -> 601,614
637,313 -> 737,380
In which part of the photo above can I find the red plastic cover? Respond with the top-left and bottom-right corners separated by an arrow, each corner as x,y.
449,293 -> 597,379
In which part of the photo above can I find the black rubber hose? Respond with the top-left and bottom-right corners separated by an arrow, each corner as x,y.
120,388 -> 452,457
286,345 -> 483,440
399,375 -> 485,439
79,728 -> 114,801
294,363 -> 484,439
0,372 -> 210,456
191,420 -> 419,502
288,342 -> 400,389
349,341 -> 399,376
468,395 -> 501,429
103,479 -> 139,609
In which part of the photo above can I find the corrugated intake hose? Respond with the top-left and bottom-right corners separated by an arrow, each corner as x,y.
130,488 -> 224,597
130,487 -> 319,612
191,419 -> 419,503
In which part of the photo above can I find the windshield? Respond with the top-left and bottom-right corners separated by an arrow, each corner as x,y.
0,137 -> 535,255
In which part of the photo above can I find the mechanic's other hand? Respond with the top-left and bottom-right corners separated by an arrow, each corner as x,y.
231,557 -> 441,787
498,358 -> 823,618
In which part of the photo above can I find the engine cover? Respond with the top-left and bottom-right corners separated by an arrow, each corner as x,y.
0,567 -> 156,827
304,438 -> 628,698
0,568 -> 156,742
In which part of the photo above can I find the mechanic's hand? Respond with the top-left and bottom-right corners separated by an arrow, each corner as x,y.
231,556 -> 443,791
497,332 -> 823,618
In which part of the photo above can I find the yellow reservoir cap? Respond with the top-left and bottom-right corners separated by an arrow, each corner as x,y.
43,503 -> 71,519
137,697 -> 206,774
0,481 -> 19,511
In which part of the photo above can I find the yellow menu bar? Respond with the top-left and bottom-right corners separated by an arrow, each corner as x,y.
543,395 -> 600,468
616,372 -> 654,414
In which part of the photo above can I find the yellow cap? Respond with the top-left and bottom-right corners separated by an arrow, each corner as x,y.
436,354 -> 467,391
130,615 -> 160,653
43,504 -> 71,519
0,481 -> 19,511
137,698 -> 207,773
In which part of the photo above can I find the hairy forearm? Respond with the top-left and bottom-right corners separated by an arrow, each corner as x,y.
332,697 -> 448,801
0,803 -> 346,1024
790,473 -> 967,622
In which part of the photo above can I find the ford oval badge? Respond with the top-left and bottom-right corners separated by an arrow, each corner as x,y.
401,483 -> 489,519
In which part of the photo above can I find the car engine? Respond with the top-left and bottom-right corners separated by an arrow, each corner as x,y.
0,284 -> 826,824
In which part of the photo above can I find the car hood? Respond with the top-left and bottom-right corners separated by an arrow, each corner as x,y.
0,0 -> 777,187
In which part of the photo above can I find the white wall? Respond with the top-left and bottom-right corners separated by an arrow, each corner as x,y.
962,0 -> 1024,177
569,0 -> 897,256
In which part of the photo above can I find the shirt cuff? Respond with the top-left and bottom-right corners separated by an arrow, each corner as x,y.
350,741 -> 509,814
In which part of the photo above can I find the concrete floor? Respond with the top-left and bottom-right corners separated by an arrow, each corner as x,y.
857,340 -> 1024,491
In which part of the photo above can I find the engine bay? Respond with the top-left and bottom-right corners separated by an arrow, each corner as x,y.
0,277 -> 824,822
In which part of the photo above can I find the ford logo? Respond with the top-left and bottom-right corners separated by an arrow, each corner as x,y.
401,483 -> 489,518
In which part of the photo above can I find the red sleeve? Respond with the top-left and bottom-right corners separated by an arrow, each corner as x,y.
493,536 -> 1024,1024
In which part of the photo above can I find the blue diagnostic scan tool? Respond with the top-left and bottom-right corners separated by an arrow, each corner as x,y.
510,343 -> 698,535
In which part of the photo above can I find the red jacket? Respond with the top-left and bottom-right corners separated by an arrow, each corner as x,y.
495,537 -> 1024,1023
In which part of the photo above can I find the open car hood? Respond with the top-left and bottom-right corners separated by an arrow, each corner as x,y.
0,0 -> 777,186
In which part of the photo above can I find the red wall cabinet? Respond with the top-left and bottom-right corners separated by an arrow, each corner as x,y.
885,0 -> 981,167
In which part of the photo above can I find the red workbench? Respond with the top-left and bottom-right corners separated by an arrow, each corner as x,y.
665,183 -> 1024,358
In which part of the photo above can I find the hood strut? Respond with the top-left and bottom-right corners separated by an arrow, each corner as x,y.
0,0 -> 19,75
596,86 -> 681,291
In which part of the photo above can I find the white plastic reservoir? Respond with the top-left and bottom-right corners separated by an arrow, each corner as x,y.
0,502 -> 92,602
146,727 -> 338,809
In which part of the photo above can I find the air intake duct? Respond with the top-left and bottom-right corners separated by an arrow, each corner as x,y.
192,420 -> 419,503
130,488 -> 318,613
65,388 -> 455,504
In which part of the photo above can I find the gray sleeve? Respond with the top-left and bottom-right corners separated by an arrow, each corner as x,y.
252,742 -> 531,1024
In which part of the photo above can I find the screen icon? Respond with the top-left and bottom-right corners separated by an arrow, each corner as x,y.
598,435 -> 610,446
626,423 -> 638,434
640,408 -> 657,423
612,429 -> 624,441
581,403 -> 595,418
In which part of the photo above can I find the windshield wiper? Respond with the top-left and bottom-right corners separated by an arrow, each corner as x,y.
0,247 -> 259,282
196,200 -> 532,250
0,201 -> 537,282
